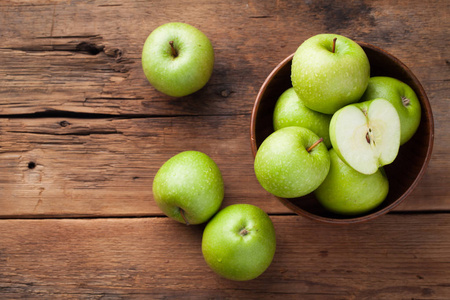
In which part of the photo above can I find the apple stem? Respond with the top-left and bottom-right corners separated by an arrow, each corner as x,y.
179,208 -> 189,225
332,37 -> 337,53
307,138 -> 324,153
169,41 -> 178,58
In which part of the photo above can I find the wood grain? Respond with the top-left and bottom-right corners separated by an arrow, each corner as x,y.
1,215 -> 449,299
0,0 -> 447,117
0,0 -> 449,298
0,115 -> 287,217
0,116 -> 447,218
0,0 -> 448,219
0,0 -> 448,217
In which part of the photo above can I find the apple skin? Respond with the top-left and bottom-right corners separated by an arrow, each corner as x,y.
202,204 -> 276,281
359,76 -> 421,145
314,149 -> 389,215
152,151 -> 224,225
329,98 -> 401,175
142,22 -> 214,97
273,87 -> 332,148
291,34 -> 370,114
254,126 -> 330,198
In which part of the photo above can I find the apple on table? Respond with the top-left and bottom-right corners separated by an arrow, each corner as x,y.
202,204 -> 276,281
142,22 -> 214,97
152,151 -> 224,225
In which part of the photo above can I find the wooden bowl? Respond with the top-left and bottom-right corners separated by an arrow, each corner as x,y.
250,42 -> 434,224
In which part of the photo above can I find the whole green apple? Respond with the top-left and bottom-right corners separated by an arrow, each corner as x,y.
152,151 -> 224,225
273,87 -> 332,148
291,34 -> 370,114
330,98 -> 401,175
142,22 -> 214,97
359,76 -> 421,145
254,126 -> 330,198
202,204 -> 276,281
314,149 -> 389,215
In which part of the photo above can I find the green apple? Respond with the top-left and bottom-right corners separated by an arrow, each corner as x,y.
202,204 -> 276,281
152,151 -> 224,225
291,34 -> 370,114
330,98 -> 401,175
254,126 -> 330,198
273,87 -> 332,148
314,149 -> 389,215
359,76 -> 421,145
142,22 -> 214,97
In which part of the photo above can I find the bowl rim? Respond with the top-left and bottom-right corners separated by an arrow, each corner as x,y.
250,42 -> 435,224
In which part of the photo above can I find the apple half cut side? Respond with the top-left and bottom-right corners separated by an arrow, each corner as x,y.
330,98 -> 401,175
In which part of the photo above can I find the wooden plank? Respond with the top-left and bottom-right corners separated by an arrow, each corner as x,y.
0,0 -> 447,117
0,215 -> 449,299
0,0 -> 448,216
0,116 -> 447,218
0,115 -> 288,217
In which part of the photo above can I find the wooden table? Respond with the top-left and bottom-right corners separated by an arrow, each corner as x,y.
1,0 -> 449,298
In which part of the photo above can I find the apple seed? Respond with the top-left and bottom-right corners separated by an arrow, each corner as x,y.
366,128 -> 376,146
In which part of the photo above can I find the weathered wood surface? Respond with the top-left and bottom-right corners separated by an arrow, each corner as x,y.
0,116 -> 447,218
0,116 -> 292,217
0,0 -> 448,117
0,0 -> 448,216
1,215 -> 450,299
0,0 -> 449,298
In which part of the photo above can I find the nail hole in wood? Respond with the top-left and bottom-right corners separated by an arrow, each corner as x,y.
28,162 -> 36,169
59,120 -> 70,127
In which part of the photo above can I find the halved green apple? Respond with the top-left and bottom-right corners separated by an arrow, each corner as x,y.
330,98 -> 401,175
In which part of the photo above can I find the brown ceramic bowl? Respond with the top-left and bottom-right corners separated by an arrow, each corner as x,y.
250,42 -> 434,224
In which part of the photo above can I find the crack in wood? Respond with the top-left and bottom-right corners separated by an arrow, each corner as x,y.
33,188 -> 45,212
7,130 -> 124,136
98,4 -> 123,7
0,109 -> 250,120
75,42 -> 105,55
85,97 -> 144,101
3,42 -> 105,56
249,15 -> 274,18
34,34 -> 102,39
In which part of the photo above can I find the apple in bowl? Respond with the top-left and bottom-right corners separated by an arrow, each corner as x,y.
250,36 -> 434,224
